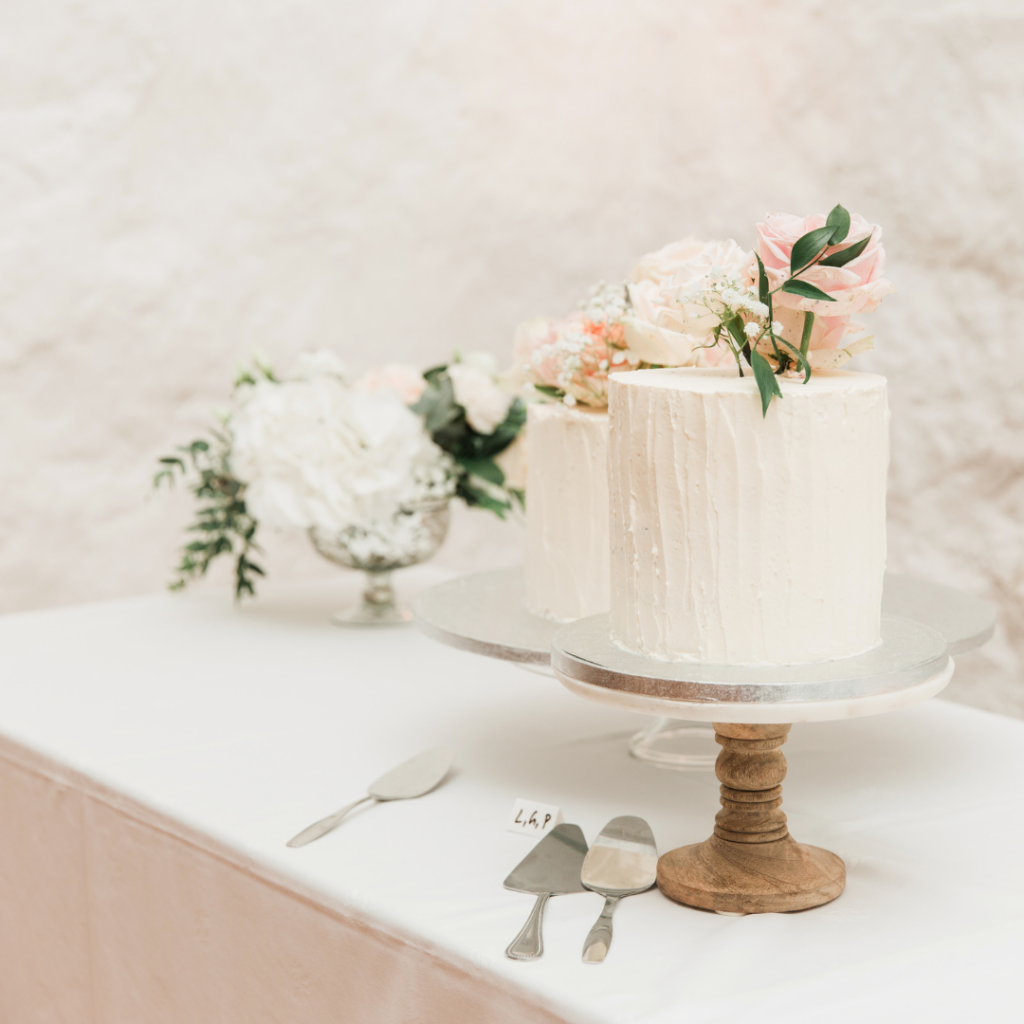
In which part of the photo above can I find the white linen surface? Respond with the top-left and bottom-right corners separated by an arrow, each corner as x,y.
0,566 -> 1021,1023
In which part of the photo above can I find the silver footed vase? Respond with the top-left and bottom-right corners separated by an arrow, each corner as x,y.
310,500 -> 450,626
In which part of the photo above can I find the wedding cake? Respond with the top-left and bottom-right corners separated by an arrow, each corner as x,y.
523,402 -> 610,621
608,367 -> 889,665
511,283 -> 641,622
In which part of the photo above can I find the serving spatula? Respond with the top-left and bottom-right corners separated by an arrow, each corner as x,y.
580,816 -> 658,963
503,823 -> 589,960
286,747 -> 455,848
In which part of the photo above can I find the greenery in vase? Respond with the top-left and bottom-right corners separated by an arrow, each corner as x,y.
154,431 -> 263,599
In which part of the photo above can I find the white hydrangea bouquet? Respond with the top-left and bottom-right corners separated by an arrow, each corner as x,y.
155,350 -> 525,601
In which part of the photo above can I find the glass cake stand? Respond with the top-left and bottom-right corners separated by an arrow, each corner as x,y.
413,567 -> 995,771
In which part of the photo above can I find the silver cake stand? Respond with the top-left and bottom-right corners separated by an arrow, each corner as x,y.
413,567 -> 558,669
550,586 -> 995,916
414,567 -> 995,767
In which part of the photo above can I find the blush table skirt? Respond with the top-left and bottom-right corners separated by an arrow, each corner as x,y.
0,567 -> 1021,1024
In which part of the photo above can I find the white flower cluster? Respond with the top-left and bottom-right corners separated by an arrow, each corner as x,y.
580,281 -> 629,324
230,353 -> 455,535
676,267 -> 769,328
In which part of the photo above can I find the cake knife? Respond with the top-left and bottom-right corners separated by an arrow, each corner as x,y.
503,823 -> 589,960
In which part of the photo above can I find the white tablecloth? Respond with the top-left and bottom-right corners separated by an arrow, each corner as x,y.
0,567 -> 1021,1023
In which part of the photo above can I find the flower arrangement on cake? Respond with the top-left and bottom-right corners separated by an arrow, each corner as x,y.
155,351 -> 524,599
508,281 -> 648,409
622,204 -> 894,414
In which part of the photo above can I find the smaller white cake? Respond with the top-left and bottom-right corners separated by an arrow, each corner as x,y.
524,403 -> 611,621
608,367 -> 889,665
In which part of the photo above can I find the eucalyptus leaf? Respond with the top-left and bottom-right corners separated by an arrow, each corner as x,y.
532,384 -> 566,400
725,315 -> 748,351
800,310 -> 815,357
779,336 -> 812,383
781,279 -> 837,302
459,456 -> 505,486
818,233 -> 872,268
756,254 -> 769,306
751,350 -> 782,417
825,204 -> 851,243
790,226 -> 837,275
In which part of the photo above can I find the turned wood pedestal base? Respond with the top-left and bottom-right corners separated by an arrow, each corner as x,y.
657,723 -> 845,915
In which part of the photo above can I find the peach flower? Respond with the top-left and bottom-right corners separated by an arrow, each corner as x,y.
511,313 -> 633,408
355,364 -> 427,406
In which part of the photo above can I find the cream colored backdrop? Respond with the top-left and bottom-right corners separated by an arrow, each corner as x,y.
1,1 -> 1022,713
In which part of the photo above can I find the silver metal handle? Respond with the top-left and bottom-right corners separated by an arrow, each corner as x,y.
286,796 -> 375,848
582,895 -> 621,964
505,893 -> 550,960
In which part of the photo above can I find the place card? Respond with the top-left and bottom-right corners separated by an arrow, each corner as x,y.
507,798 -> 564,837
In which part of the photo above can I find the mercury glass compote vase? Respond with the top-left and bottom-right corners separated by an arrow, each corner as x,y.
310,500 -> 450,626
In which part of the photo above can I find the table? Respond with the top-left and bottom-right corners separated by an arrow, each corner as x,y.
0,568 -> 1021,1023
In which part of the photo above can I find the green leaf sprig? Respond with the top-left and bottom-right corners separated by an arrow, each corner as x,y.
154,433 -> 263,600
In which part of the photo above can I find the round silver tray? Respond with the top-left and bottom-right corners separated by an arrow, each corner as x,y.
414,567 -> 995,667
551,612 -> 947,705
413,567 -> 557,664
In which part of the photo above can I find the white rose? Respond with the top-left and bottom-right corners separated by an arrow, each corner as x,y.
627,237 -> 707,286
231,375 -> 447,531
624,238 -> 756,365
447,363 -> 513,435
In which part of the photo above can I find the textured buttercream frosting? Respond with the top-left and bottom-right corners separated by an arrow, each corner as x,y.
608,367 -> 889,665
524,402 -> 611,621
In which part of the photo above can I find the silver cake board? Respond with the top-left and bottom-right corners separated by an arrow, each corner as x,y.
413,566 -> 995,672
550,612 -> 952,725
413,567 -> 558,665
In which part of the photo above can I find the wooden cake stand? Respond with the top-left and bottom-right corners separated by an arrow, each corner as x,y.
550,592 -> 994,915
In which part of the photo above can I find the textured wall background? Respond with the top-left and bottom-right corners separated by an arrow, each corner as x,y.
1,0 -> 1022,714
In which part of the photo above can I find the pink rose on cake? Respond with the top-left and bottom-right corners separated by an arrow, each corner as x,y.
625,238 -> 757,367
757,212 -> 895,319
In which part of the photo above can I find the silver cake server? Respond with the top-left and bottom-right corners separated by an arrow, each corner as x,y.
286,747 -> 455,848
503,823 -> 589,960
580,815 -> 658,963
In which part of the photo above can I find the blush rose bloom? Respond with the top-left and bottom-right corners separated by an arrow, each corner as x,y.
757,212 -> 896,322
624,237 -> 755,366
356,364 -> 427,405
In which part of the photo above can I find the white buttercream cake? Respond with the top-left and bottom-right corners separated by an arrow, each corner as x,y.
608,367 -> 889,665
524,402 -> 610,621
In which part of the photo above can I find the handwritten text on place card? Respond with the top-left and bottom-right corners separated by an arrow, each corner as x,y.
507,798 -> 564,837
